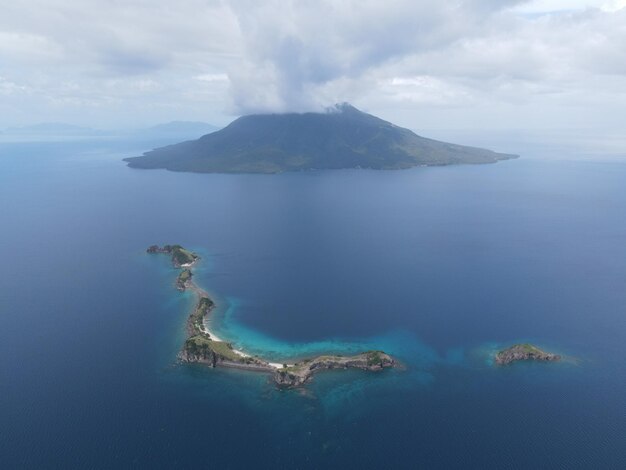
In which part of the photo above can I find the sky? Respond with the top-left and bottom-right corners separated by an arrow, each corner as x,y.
1,0 -> 625,131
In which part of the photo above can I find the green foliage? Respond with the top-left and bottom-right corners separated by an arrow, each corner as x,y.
184,336 -> 242,362
366,351 -> 383,366
178,269 -> 192,282
171,246 -> 197,265
515,343 -> 542,354
184,337 -> 213,360
177,269 -> 192,289
188,296 -> 215,336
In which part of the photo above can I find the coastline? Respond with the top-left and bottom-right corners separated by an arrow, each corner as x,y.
148,244 -> 396,387
184,276 -> 289,369
149,245 -> 563,387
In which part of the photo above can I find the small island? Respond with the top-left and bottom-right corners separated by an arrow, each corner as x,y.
495,344 -> 561,365
147,244 -> 396,387
147,244 -> 198,267
176,269 -> 193,291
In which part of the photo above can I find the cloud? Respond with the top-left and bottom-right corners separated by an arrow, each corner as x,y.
603,0 -> 626,10
0,76 -> 30,95
225,0 -> 527,113
0,0 -> 624,130
223,1 -> 626,116
194,73 -> 229,83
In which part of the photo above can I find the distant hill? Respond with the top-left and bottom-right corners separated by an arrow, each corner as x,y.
124,103 -> 518,173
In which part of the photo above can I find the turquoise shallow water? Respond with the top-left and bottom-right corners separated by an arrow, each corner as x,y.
0,137 -> 624,468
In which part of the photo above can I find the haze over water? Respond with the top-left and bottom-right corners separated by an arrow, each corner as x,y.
0,134 -> 625,468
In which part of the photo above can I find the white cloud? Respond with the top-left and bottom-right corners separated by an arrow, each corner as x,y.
225,0 -> 526,113
0,0 -> 624,131
0,76 -> 30,95
512,0 -> 603,13
194,74 -> 229,82
516,0 -> 624,12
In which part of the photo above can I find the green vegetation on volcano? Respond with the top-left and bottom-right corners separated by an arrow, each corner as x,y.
125,103 -> 517,174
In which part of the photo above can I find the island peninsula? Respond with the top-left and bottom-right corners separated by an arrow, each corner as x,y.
147,245 -> 395,388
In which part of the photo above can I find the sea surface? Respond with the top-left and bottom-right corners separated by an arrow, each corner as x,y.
0,133 -> 625,468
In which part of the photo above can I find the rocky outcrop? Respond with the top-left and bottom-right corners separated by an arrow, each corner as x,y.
495,344 -> 561,365
273,351 -> 395,388
179,338 -> 221,367
179,335 -> 273,371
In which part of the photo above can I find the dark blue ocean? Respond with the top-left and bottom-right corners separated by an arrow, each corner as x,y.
0,134 -> 625,468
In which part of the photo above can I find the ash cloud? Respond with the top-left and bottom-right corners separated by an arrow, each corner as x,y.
226,0 -> 526,113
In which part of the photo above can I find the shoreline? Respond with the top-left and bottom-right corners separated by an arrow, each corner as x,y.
147,244 -> 396,387
184,277 -> 289,369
